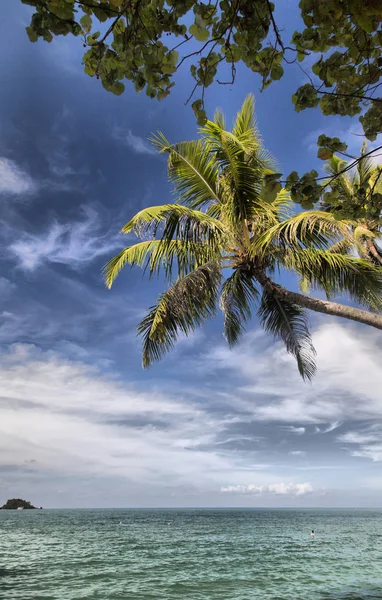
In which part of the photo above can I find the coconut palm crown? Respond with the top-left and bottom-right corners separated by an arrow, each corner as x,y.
322,143 -> 382,265
105,95 -> 382,381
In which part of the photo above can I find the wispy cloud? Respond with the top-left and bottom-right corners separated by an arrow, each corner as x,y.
203,323 -> 382,425
221,483 -> 313,496
281,426 -> 306,435
41,106 -> 90,189
112,127 -> 157,156
0,157 -> 36,196
289,451 -> 306,457
338,427 -> 382,462
9,207 -> 120,271
0,344 -> 271,493
315,421 -> 342,434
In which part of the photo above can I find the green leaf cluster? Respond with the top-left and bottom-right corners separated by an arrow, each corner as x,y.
22,0 -> 381,139
320,145 -> 382,267
317,135 -> 348,160
285,169 -> 321,209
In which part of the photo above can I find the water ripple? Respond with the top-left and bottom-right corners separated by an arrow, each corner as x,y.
1,509 -> 382,599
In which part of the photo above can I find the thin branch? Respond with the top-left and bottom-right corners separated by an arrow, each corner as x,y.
279,145 -> 382,187
320,145 -> 382,189
185,80 -> 200,105
226,0 -> 241,46
217,60 -> 236,85
368,167 -> 382,200
315,88 -> 382,103
169,35 -> 191,54
99,0 -> 130,45
177,38 -> 218,70
265,0 -> 284,50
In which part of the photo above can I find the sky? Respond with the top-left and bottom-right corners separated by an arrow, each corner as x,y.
0,1 -> 381,509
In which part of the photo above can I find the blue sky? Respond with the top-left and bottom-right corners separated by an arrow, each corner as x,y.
0,1 -> 381,509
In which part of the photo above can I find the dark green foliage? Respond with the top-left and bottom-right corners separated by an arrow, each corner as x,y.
1,498 -> 37,509
137,261 -> 221,367
22,1 -> 381,140
321,146 -> 382,222
220,270 -> 259,346
258,290 -> 316,381
320,146 -> 382,265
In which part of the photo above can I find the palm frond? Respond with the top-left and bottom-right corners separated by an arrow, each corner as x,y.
248,191 -> 292,238
151,133 -> 221,210
323,155 -> 348,179
104,240 -> 218,288
354,225 -> 375,257
253,211 -> 351,258
322,156 -> 354,204
201,120 -> 254,158
231,93 -> 263,157
121,203 -> 226,248
213,107 -> 226,130
200,98 -> 277,225
137,262 -> 221,367
357,142 -> 375,186
201,95 -> 260,158
232,94 -> 277,170
220,270 -> 259,346
298,276 -> 310,294
281,248 -> 382,312
232,94 -> 257,140
327,237 -> 354,255
258,290 -> 316,382
369,166 -> 382,195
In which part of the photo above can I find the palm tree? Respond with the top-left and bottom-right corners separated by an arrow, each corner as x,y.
322,143 -> 382,265
105,95 -> 382,381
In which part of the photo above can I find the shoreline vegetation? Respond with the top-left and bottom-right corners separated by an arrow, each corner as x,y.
1,498 -> 41,510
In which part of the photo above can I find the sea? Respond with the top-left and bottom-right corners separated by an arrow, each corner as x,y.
1,509 -> 382,600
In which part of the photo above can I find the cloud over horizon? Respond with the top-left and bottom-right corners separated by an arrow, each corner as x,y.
220,483 -> 314,496
1,320 -> 382,507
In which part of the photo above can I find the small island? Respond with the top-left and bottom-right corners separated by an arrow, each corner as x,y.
1,498 -> 39,510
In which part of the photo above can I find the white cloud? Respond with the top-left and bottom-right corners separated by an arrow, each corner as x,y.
349,446 -> 382,462
339,431 -> 380,445
221,483 -> 313,496
315,421 -> 342,434
0,157 -> 36,195
281,426 -> 306,435
1,322 -> 381,504
204,323 -> 382,425
0,344 -> 261,491
9,207 -> 120,271
113,128 -> 157,156
338,427 -> 382,462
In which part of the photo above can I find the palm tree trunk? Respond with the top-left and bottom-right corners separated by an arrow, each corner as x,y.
255,270 -> 382,330
366,239 -> 382,265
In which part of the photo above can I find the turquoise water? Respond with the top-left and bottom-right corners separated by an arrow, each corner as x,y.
1,509 -> 382,600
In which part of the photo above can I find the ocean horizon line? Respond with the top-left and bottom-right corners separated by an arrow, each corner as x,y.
8,506 -> 382,511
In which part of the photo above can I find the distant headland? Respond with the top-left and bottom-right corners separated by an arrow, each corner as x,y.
1,498 -> 42,510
